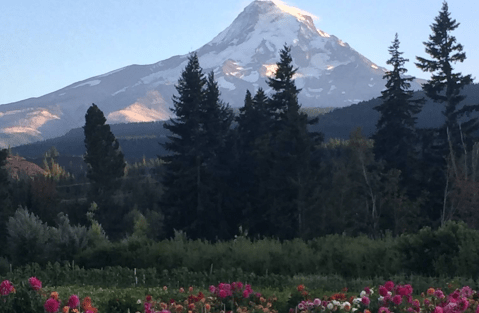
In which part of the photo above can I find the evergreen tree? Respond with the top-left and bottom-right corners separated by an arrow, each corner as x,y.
162,54 -> 234,240
373,34 -> 423,197
416,1 -> 478,157
0,148 -> 13,255
249,44 -> 319,239
83,103 -> 126,236
415,1 -> 479,225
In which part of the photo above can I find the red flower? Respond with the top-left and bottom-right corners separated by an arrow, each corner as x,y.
297,285 -> 305,292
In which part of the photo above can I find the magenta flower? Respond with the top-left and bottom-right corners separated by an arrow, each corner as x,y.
435,290 -> 446,299
458,298 -> 469,311
476,305 -> 479,313
392,295 -> 402,305
219,290 -> 227,298
236,282 -> 243,290
0,280 -> 14,296
28,277 -> 42,290
385,281 -> 394,292
68,294 -> 80,308
379,307 -> 391,313
364,287 -> 371,295
433,306 -> 444,313
209,285 -> 216,293
404,284 -> 413,295
44,298 -> 60,313
243,289 -> 251,298
379,286 -> 388,297
460,286 -> 474,298
361,296 -> 370,306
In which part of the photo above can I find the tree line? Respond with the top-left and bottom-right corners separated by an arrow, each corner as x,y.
1,1 -> 479,249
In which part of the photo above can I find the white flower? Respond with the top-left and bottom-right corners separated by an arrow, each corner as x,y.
327,303 -> 334,310
352,309 -> 358,313
137,299 -> 142,304
332,300 -> 340,306
378,296 -> 384,302
352,298 -> 362,305
370,289 -> 374,295
388,291 -> 392,296
360,291 -> 366,298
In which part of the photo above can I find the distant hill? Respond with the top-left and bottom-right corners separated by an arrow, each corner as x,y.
11,83 -> 479,162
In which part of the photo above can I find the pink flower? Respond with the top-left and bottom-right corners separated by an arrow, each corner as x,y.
44,298 -> 60,313
298,303 -> 305,310
159,310 -> 171,313
28,277 -> 42,290
209,285 -> 216,293
425,299 -> 431,307
476,305 -> 479,313
392,295 -> 402,305
362,296 -> 370,306
236,282 -> 243,290
313,299 -> 321,306
68,294 -> 80,308
404,284 -> 413,295
458,298 -> 469,311
460,286 -> 474,298
385,281 -> 394,292
243,289 -> 251,298
412,299 -> 420,308
219,290 -> 227,298
435,290 -> 445,299
444,302 -> 458,313
0,280 -> 14,296
379,286 -> 388,297
379,307 -> 391,313
433,306 -> 444,313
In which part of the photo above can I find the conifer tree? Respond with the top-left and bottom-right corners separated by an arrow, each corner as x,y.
162,53 -> 206,239
83,103 -> 126,235
416,1 -> 478,157
162,54 -> 234,240
0,148 -> 13,255
415,1 -> 479,225
373,34 -> 423,194
253,44 -> 318,239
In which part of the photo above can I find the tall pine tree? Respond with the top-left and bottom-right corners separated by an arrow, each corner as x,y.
162,54 -> 234,240
373,33 -> 423,196
416,1 -> 478,157
252,45 -> 319,239
0,148 -> 12,255
415,1 -> 479,225
83,103 -> 126,236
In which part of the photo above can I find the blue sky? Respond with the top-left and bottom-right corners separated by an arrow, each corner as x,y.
1,0 -> 478,105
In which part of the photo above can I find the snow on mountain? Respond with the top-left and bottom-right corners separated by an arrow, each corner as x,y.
0,0 -> 421,148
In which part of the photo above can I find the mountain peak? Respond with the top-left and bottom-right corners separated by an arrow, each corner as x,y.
253,0 -> 318,22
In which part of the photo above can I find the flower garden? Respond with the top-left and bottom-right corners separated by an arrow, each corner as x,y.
2,276 -> 479,313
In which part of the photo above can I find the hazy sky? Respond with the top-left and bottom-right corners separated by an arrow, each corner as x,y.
1,0 -> 478,105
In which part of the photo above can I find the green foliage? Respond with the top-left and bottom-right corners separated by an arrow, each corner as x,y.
7,207 -> 52,265
102,294 -> 142,313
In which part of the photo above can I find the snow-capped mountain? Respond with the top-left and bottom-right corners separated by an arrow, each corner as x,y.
0,0 -> 422,148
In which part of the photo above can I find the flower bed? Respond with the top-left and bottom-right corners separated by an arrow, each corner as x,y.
2,278 -> 479,313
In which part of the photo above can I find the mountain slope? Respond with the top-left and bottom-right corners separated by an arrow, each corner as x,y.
0,0 -> 421,148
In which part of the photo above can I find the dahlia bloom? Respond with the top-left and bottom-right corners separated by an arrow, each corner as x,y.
28,277 -> 42,290
44,298 -> 60,313
68,294 -> 80,308
0,280 -> 14,296
384,281 -> 394,292
362,296 -> 370,306
392,295 -> 402,305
